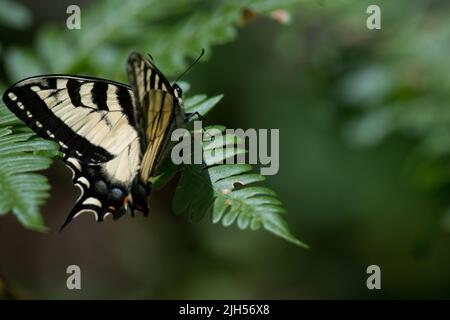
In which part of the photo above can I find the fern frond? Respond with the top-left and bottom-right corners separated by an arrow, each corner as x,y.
165,94 -> 307,247
5,0 -> 303,80
0,103 -> 58,231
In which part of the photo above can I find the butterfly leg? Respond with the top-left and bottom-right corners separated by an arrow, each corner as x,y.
185,112 -> 209,123
129,180 -> 150,217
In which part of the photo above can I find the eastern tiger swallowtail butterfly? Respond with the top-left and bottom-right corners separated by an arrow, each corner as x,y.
2,52 -> 191,229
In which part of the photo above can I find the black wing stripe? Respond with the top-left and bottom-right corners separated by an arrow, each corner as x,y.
116,86 -> 135,126
67,79 -> 84,107
92,82 -> 109,111
142,61 -> 148,94
150,69 -> 156,90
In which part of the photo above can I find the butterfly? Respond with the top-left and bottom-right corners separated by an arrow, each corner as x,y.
2,52 -> 192,229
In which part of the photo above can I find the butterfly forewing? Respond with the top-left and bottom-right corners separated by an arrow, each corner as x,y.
139,90 -> 177,183
3,76 -> 137,164
127,53 -> 184,142
127,53 -> 185,185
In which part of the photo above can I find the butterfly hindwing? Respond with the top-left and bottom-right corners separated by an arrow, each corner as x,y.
62,156 -> 127,229
61,137 -> 144,228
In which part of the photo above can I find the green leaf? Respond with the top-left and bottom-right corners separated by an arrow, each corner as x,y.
0,0 -> 32,29
8,0 -> 302,78
172,98 -> 306,247
5,48 -> 45,81
0,103 -> 59,231
153,87 -> 304,247
184,94 -> 207,108
185,94 -> 224,116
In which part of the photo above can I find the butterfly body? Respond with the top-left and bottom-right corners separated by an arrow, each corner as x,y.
2,53 -> 185,228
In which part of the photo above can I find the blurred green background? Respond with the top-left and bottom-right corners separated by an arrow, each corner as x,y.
1,0 -> 450,299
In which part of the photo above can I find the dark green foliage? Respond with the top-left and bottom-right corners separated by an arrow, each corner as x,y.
0,0 -> 304,246
0,103 -> 59,231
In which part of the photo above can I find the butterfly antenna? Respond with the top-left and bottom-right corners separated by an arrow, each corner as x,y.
147,53 -> 154,61
174,48 -> 205,83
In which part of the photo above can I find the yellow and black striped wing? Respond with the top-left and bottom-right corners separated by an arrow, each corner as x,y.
127,52 -> 185,185
2,75 -> 142,227
3,75 -> 138,164
139,90 -> 177,183
127,52 -> 176,148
